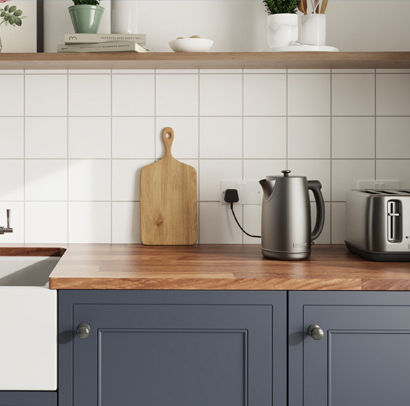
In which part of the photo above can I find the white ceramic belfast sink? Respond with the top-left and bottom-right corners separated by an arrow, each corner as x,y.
0,254 -> 59,390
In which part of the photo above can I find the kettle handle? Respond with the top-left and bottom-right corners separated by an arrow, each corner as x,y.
308,180 -> 325,241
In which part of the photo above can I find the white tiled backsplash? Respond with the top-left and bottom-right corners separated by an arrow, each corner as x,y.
0,69 -> 409,245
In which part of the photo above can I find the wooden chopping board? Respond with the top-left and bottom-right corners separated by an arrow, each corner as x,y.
140,127 -> 197,245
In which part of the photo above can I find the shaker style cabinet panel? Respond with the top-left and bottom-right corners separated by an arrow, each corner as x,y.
59,291 -> 286,406
289,292 -> 410,406
0,392 -> 57,406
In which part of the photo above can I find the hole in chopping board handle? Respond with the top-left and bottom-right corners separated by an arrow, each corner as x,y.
162,127 -> 175,156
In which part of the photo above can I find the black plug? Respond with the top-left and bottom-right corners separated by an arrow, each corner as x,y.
224,189 -> 239,204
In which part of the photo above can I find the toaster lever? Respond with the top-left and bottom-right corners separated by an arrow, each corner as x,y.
387,200 -> 402,243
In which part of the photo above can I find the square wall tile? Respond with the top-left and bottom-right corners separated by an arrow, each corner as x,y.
200,160 -> 242,201
112,74 -> 155,116
25,160 -> 67,201
69,117 -> 111,158
332,160 -> 375,201
0,75 -> 24,116
243,205 -> 262,244
288,160 -> 331,201
25,202 -> 67,243
376,117 -> 410,158
112,160 -> 151,201
200,117 -> 242,159
376,74 -> 410,116
311,202 -> 331,244
376,160 -> 410,188
69,160 -> 111,201
332,117 -> 375,159
0,160 -> 24,201
68,202 -> 111,243
199,202 -> 242,243
288,117 -> 330,159
0,202 -> 24,243
244,117 -> 286,159
156,75 -> 198,116
0,118 -> 24,158
25,117 -> 67,159
113,117 -> 155,159
243,160 -> 287,179
332,202 -> 346,244
200,74 -> 242,116
288,74 -> 330,116
156,117 -> 198,159
69,75 -> 111,116
112,202 -> 140,243
332,74 -> 375,116
25,75 -> 67,116
243,74 -> 286,116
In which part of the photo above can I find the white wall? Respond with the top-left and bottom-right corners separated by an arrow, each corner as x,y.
44,1 -> 410,52
0,68 -> 409,245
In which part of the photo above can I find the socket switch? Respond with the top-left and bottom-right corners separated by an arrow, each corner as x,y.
357,180 -> 400,190
220,180 -> 262,205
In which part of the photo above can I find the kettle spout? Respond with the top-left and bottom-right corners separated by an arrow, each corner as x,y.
260,179 -> 276,199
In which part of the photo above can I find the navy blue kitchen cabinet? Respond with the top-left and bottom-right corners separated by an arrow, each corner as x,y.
0,392 -> 56,406
59,290 -> 286,406
289,291 -> 410,406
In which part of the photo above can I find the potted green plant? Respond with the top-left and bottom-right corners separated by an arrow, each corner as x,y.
68,0 -> 104,34
0,1 -> 27,52
263,0 -> 299,49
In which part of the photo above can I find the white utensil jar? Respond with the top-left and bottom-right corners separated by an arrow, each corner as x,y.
267,14 -> 298,48
300,14 -> 326,46
111,0 -> 138,34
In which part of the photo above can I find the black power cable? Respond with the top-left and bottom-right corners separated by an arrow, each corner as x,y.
224,189 -> 261,239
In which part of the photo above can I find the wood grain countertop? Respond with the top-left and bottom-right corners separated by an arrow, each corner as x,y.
1,244 -> 410,291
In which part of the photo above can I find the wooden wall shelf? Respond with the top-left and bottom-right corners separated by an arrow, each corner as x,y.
1,52 -> 410,70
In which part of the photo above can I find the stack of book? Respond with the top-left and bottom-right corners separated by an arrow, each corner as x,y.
57,33 -> 148,53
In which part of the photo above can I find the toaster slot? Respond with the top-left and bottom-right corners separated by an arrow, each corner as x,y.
387,200 -> 402,243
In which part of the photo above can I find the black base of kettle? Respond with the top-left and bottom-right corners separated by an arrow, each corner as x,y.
262,248 -> 312,261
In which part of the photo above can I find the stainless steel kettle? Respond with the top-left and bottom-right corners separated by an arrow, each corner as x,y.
260,170 -> 325,260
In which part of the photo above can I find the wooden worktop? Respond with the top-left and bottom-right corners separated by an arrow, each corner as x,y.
31,244 -> 410,291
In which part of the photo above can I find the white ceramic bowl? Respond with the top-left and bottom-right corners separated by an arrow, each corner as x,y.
168,38 -> 213,52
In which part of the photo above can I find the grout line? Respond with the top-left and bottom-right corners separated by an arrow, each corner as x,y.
110,69 -> 113,244
374,72 -> 377,178
197,71 -> 201,244
1,157 -> 410,161
23,71 -> 26,243
4,114 -> 410,118
66,73 -> 69,244
241,69 -> 244,245
286,69 -> 289,170
330,70 -> 333,244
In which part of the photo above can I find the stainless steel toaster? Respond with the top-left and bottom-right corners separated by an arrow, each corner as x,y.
345,189 -> 410,261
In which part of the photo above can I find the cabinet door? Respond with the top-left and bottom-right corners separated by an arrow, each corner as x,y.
59,291 -> 286,406
289,291 -> 410,406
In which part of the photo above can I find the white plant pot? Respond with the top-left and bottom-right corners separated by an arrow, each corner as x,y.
267,14 -> 298,49
111,0 -> 138,34
300,14 -> 326,46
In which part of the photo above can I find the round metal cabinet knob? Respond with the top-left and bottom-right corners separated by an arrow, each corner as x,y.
77,323 -> 91,339
307,324 -> 324,340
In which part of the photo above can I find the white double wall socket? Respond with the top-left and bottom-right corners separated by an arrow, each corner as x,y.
220,180 -> 262,205
357,180 -> 401,190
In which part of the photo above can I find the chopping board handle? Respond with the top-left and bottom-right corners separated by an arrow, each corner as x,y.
162,127 -> 174,158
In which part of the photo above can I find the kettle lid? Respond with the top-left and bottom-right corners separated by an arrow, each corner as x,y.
266,170 -> 307,181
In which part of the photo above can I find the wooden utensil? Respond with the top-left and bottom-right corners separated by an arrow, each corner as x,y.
298,0 -> 307,14
320,0 -> 328,14
140,127 -> 197,245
